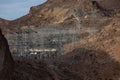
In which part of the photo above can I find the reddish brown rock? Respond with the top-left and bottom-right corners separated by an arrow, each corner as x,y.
0,0 -> 120,34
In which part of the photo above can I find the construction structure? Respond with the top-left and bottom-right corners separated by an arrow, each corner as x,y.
5,26 -> 80,60
16,28 -> 37,56
5,7 -> 103,60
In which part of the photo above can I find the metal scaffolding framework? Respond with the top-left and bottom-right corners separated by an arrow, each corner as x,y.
6,26 -> 80,60
6,8 -> 106,60
16,28 -> 37,56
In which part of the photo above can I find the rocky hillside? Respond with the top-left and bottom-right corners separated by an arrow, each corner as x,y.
0,0 -> 120,80
59,17 -> 120,80
0,18 -> 9,29
64,17 -> 120,61
0,20 -> 120,80
0,0 -> 120,33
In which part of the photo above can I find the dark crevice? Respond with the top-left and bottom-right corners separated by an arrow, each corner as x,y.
92,1 -> 112,17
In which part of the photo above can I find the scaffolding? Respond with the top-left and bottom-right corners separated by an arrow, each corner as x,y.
6,4 -> 109,60
16,28 -> 37,56
34,27 -> 64,59
5,26 -> 80,60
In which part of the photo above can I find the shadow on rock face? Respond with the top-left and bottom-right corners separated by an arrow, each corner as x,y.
56,48 -> 120,80
0,29 -> 14,79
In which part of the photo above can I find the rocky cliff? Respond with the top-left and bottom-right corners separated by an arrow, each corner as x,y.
0,0 -> 120,80
1,0 -> 120,33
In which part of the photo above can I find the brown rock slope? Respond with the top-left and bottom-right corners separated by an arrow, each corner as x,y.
1,0 -> 120,33
0,18 -> 9,29
57,48 -> 120,80
2,50 -> 120,80
0,0 -> 120,80
0,17 -> 120,80
59,17 -> 120,80
64,18 -> 120,54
